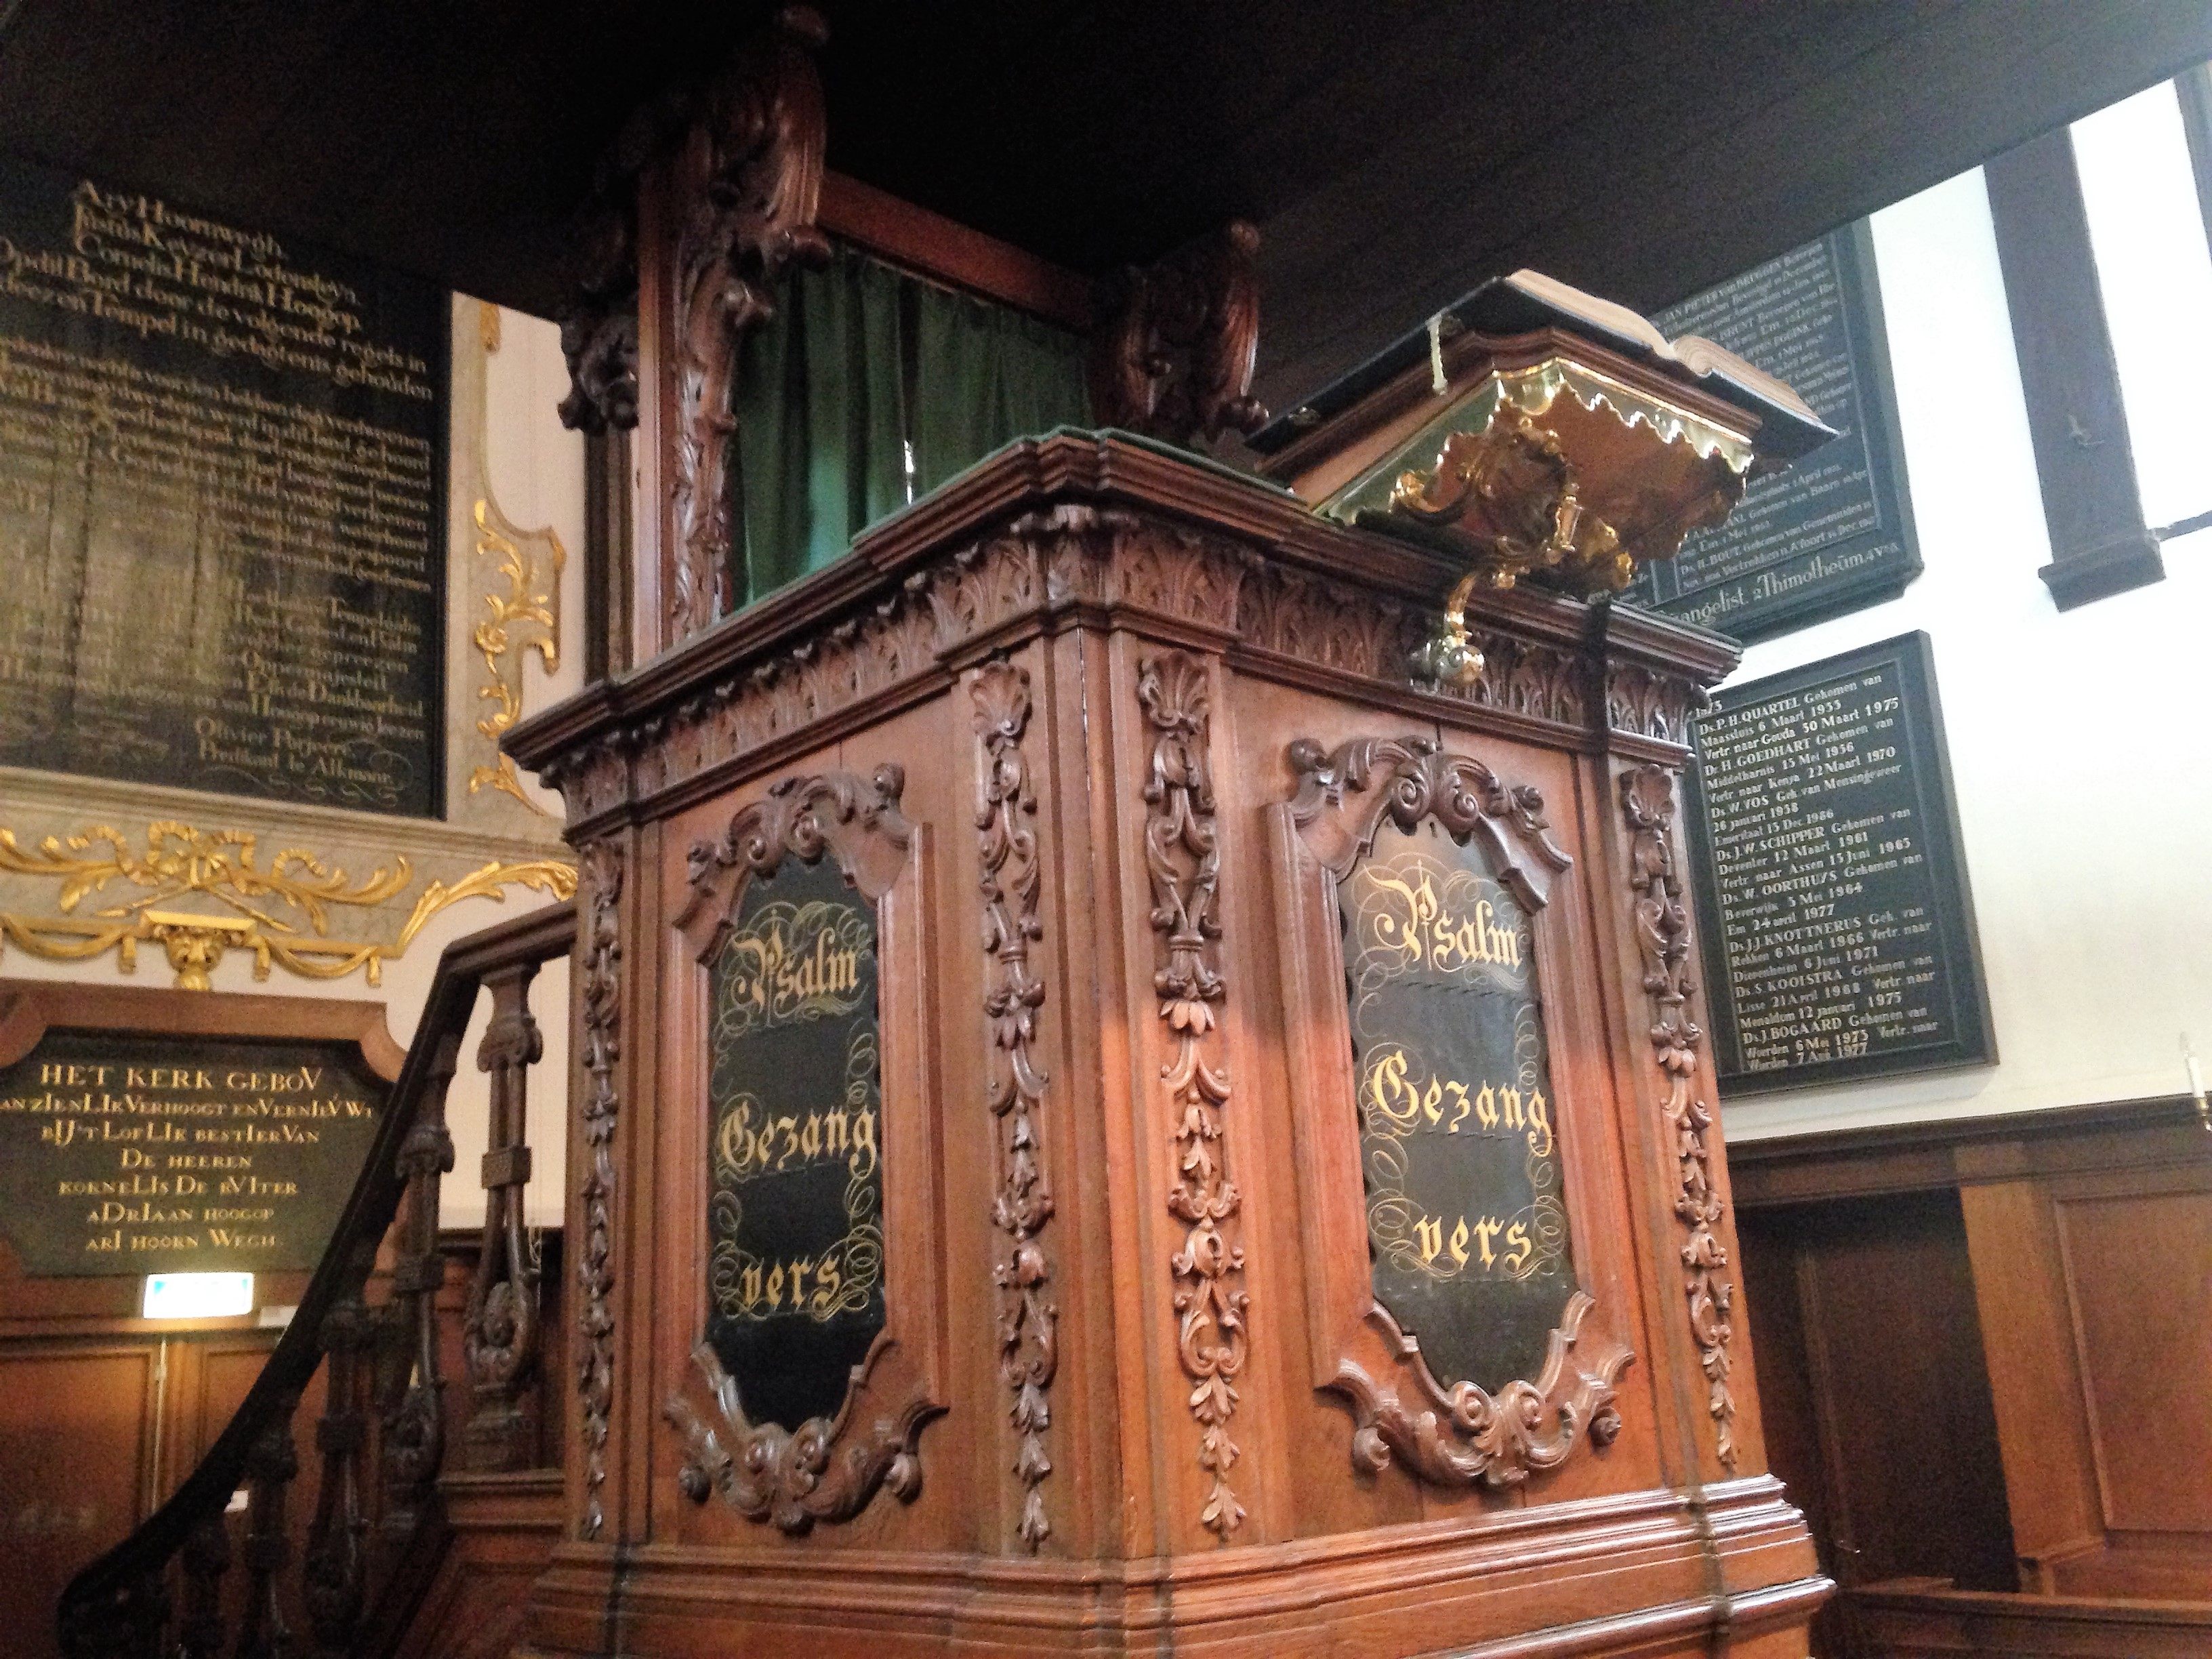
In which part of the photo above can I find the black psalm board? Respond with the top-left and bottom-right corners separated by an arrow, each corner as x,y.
1340,818 -> 1575,1395
1626,224 -> 1919,642
0,1029 -> 385,1275
705,855 -> 884,1432
1686,632 -> 1994,1093
0,158 -> 447,817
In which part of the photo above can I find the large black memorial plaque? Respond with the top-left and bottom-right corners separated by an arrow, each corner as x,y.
0,159 -> 447,816
705,855 -> 884,1432
0,1029 -> 384,1275
1626,224 -> 1919,642
1687,632 -> 1994,1093
1342,819 -> 1574,1396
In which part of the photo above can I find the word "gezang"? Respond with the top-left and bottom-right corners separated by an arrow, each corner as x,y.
714,1094 -> 878,1182
1362,1050 -> 1555,1158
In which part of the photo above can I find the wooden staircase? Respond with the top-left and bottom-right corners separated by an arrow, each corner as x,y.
57,905 -> 576,1659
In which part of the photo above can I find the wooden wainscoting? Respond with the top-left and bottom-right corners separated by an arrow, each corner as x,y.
1732,1097 -> 2212,1656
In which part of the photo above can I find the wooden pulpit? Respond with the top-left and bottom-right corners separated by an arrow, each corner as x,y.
507,17 -> 1828,1652
510,440 -> 1827,1656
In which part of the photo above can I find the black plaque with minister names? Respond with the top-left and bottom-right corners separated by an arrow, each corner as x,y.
1626,223 -> 1920,642
1685,632 -> 1994,1094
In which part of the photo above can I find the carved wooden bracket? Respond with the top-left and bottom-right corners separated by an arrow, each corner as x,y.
1271,735 -> 1631,1489
1090,222 -> 1268,448
1618,762 -> 1738,1470
667,7 -> 832,639
665,764 -> 944,1534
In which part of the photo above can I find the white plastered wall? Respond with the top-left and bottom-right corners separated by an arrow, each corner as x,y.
1719,168 -> 2212,1141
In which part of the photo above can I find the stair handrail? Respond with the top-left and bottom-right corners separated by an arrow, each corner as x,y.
56,900 -> 577,1657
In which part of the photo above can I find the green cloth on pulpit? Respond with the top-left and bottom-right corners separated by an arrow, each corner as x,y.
733,245 -> 1090,609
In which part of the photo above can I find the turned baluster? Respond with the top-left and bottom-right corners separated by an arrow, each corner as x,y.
234,1393 -> 300,1659
381,1031 -> 459,1539
462,962 -> 544,1471
178,1508 -> 231,1659
302,1285 -> 374,1652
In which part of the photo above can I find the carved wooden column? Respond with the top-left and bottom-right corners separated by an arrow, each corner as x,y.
558,7 -> 831,664
304,1286 -> 375,1650
382,1033 -> 458,1538
462,960 -> 545,1471
235,1393 -> 301,1659
176,1513 -> 230,1659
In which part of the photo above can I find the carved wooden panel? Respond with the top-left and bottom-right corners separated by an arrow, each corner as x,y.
663,766 -> 945,1534
1269,735 -> 1629,1488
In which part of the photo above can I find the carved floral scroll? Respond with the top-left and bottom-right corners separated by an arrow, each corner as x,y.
1271,735 -> 1630,1488
973,661 -> 1060,1549
576,837 -> 625,1538
1618,763 -> 1738,1470
665,765 -> 943,1534
666,7 -> 831,639
1137,653 -> 1250,1538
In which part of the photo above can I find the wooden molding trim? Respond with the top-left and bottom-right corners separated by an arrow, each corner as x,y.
1727,1094 -> 2209,1208
818,171 -> 1091,332
0,981 -> 402,1081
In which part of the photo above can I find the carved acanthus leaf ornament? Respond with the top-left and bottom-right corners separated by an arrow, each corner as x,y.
0,821 -> 573,989
973,661 -> 1059,1549
667,7 -> 831,639
1619,763 -> 1738,1469
1138,652 -> 1250,1539
576,837 -> 625,1538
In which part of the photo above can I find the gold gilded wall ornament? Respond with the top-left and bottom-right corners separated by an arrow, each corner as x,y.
467,495 -> 565,817
1137,651 -> 1250,1540
0,819 -> 574,989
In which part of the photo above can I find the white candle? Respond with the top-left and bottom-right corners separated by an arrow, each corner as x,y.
2190,1050 -> 2207,1102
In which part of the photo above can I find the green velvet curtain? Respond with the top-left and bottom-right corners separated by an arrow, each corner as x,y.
733,244 -> 1090,608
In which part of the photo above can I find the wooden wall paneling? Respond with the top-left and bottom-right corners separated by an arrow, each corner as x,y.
2053,1180 -> 2212,1544
1959,1178 -> 2108,1589
0,1340 -> 159,1659
1732,1208 -> 1851,1658
1851,1580 -> 2212,1657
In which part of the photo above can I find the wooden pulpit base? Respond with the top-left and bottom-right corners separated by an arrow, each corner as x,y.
510,434 -> 1826,1656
